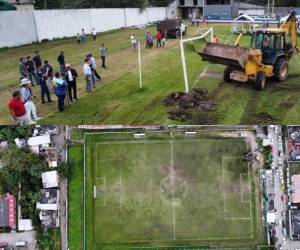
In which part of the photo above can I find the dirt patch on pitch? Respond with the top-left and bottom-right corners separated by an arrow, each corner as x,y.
163,88 -> 216,122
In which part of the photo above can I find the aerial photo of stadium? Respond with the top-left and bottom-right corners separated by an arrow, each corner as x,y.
67,126 -> 267,250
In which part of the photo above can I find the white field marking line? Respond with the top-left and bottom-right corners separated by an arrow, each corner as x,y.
221,157 -> 252,221
170,140 -> 176,240
99,235 -> 254,244
83,134 -> 87,250
119,162 -> 122,223
131,247 -> 253,250
95,139 -> 245,146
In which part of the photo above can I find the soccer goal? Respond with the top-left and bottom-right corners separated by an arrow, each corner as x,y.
180,27 -> 214,94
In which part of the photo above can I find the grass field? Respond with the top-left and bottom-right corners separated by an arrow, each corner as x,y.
68,145 -> 84,250
83,131 -> 263,249
1,24 -> 300,125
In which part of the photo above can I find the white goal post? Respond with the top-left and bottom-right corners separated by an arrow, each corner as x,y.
180,27 -> 214,94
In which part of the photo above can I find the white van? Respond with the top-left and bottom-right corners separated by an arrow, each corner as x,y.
16,241 -> 27,247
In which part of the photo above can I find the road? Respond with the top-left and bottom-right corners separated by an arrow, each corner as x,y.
269,126 -> 300,250
52,126 -> 68,250
268,126 -> 285,249
0,231 -> 36,250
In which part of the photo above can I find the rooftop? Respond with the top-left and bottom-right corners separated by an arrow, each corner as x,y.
42,171 -> 59,189
0,193 -> 15,229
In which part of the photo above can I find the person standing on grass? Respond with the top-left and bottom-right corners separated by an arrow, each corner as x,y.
162,30 -> 167,47
131,34 -> 137,50
100,43 -> 108,69
41,60 -> 54,89
33,51 -> 42,70
8,90 -> 29,125
156,31 -> 163,48
20,78 -> 41,124
92,28 -> 97,42
81,28 -> 87,43
52,72 -> 68,112
25,56 -> 37,86
37,67 -> 52,104
64,64 -> 78,102
19,57 -> 29,79
88,53 -> 101,82
76,33 -> 81,44
83,58 -> 93,93
57,51 -> 65,73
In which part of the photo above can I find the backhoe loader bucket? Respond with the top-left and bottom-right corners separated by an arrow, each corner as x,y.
197,43 -> 249,69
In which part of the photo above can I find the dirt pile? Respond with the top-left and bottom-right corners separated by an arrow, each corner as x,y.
163,88 -> 216,122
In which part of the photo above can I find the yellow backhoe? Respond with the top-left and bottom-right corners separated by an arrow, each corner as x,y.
198,12 -> 299,90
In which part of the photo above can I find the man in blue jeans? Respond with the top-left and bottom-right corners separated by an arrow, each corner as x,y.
37,68 -> 52,104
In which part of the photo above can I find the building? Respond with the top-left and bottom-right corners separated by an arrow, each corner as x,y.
292,175 -> 300,205
175,0 -> 234,19
36,189 -> 60,211
36,189 -> 60,228
290,209 -> 300,239
42,171 -> 59,189
0,193 -> 16,230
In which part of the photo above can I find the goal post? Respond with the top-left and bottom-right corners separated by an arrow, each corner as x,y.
180,27 -> 214,94
138,41 -> 143,89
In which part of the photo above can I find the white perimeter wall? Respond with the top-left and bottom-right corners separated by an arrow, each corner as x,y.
0,11 -> 38,48
0,7 -> 170,48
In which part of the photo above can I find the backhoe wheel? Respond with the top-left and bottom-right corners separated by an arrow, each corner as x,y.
274,58 -> 289,82
255,71 -> 266,90
224,67 -> 233,82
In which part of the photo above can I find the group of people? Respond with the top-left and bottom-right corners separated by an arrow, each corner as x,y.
9,26 -> 174,125
77,27 -> 99,44
145,30 -> 167,48
10,50 -> 81,125
83,47 -> 107,93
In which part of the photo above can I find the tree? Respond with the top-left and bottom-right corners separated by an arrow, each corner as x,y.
34,0 -> 173,9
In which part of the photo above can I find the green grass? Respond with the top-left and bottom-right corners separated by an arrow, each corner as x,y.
2,24 -> 300,124
68,145 -> 84,250
83,131 -> 264,249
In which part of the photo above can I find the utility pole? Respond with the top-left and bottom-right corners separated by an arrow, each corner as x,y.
44,0 -> 47,9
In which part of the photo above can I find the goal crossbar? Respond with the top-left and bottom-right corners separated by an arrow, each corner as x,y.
180,27 -> 214,94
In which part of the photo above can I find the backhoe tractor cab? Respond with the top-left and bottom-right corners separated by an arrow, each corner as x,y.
198,11 -> 298,90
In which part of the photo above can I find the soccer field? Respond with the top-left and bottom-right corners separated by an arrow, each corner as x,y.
1,24 -> 300,125
84,132 -> 262,249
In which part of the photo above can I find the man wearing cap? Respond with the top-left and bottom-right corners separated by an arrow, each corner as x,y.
8,90 -> 29,125
20,78 -> 41,124
64,64 -> 78,102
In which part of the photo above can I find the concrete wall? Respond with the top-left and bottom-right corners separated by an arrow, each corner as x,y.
204,4 -> 233,18
0,7 -> 167,48
0,11 -> 38,48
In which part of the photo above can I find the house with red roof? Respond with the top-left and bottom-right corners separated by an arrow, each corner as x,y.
0,193 -> 16,231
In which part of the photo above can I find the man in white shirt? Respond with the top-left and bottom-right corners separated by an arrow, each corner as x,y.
131,34 -> 137,50
20,78 -> 41,124
83,58 -> 93,93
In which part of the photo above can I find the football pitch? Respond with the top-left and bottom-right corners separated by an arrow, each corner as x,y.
84,132 -> 262,249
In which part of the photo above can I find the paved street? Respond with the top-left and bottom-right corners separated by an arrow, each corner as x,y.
0,231 -> 36,250
52,126 -> 68,250
269,126 -> 300,250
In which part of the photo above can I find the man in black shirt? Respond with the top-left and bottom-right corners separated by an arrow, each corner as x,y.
57,51 -> 65,73
33,51 -> 42,70
64,64 -> 78,102
25,56 -> 37,85
37,67 -> 52,104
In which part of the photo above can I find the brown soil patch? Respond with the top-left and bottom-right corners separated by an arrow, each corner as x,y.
163,88 -> 216,122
